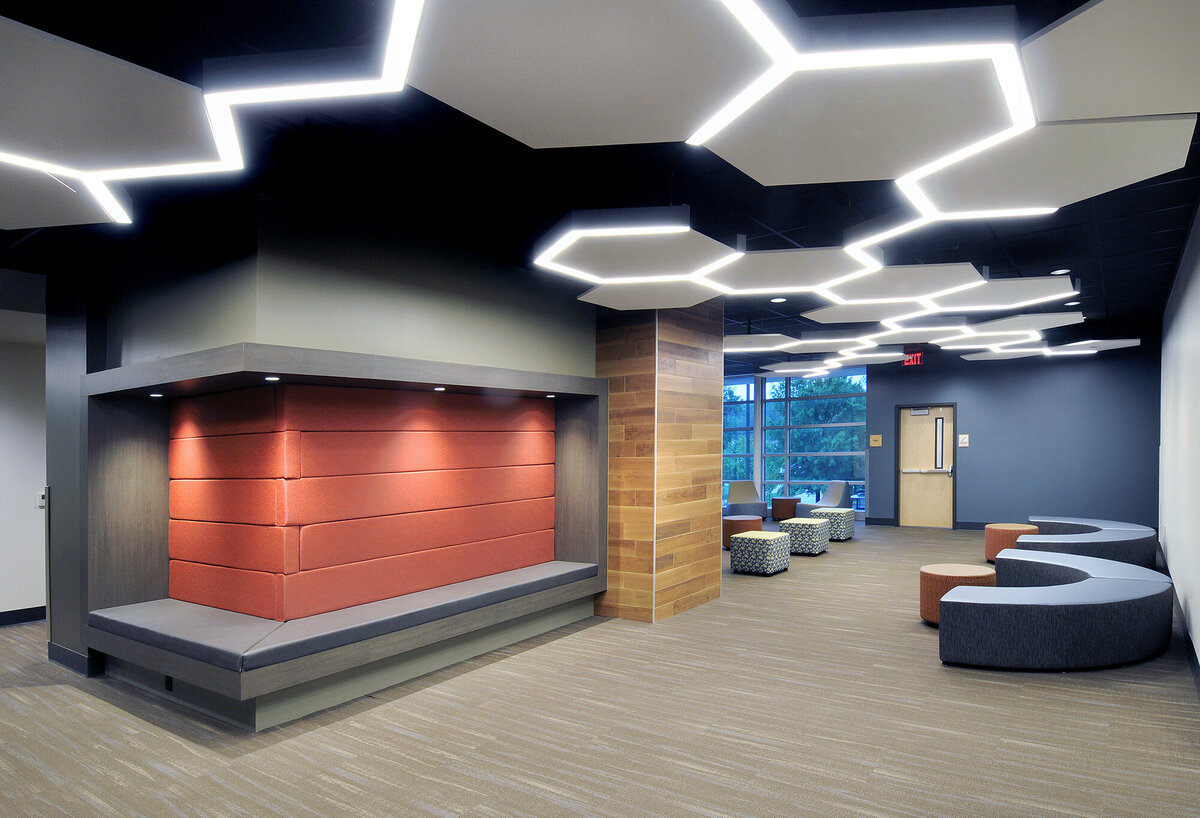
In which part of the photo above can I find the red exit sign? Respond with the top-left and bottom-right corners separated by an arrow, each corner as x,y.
902,352 -> 923,366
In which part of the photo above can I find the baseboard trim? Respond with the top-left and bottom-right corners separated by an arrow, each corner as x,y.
0,606 -> 45,627
48,641 -> 105,676
865,517 -> 896,526
955,521 -> 987,531
1174,596 -> 1200,704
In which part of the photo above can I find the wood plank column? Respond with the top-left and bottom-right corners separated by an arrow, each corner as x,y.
595,299 -> 724,622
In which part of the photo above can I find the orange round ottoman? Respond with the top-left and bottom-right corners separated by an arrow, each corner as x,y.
723,515 -> 762,550
984,522 -> 1038,561
771,496 -> 800,521
919,563 -> 996,624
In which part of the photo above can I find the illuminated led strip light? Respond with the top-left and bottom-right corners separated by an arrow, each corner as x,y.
0,0 -> 426,224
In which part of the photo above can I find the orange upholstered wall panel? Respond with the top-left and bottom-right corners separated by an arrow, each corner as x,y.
169,520 -> 299,574
299,497 -> 556,570
278,464 -> 555,526
170,479 -> 283,526
170,560 -> 284,621
167,384 -> 558,620
170,387 -> 281,439
298,430 -> 554,476
281,530 -> 555,620
278,385 -> 554,432
168,432 -> 301,479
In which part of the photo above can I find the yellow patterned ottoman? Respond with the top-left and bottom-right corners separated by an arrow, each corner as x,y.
729,531 -> 791,575
780,517 -> 830,555
811,507 -> 856,541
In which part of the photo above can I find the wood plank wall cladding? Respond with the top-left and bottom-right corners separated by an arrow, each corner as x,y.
167,385 -> 557,620
595,300 -> 723,622
653,301 -> 724,620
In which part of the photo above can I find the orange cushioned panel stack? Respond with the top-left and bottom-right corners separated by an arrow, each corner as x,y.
168,385 -> 556,620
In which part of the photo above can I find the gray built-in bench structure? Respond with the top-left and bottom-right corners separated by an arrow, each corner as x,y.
939,549 -> 1173,670
1016,516 -> 1159,568
79,344 -> 608,731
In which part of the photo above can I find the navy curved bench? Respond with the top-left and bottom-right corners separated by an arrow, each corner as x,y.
939,549 -> 1173,670
1015,516 -> 1158,569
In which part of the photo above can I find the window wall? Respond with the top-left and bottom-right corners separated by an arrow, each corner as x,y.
722,370 -> 867,512
721,376 -> 755,505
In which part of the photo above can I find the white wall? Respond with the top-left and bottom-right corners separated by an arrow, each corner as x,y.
0,340 -> 46,613
1161,205 -> 1200,663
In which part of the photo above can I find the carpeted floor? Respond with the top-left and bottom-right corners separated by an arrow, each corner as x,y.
1,525 -> 1198,816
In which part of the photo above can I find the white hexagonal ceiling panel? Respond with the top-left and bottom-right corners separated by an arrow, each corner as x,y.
802,301 -> 929,325
578,281 -> 719,311
967,312 -> 1085,333
1021,0 -> 1200,122
703,59 -> 1009,185
708,247 -> 862,294
932,276 -> 1076,311
829,262 -> 985,303
407,0 -> 772,148
920,116 -> 1196,213
0,17 -> 215,173
724,334 -> 798,353
0,163 -> 117,230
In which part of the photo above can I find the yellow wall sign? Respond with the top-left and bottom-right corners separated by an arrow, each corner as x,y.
869,434 -> 883,447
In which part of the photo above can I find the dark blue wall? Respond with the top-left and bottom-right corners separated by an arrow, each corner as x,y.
865,343 -> 1160,528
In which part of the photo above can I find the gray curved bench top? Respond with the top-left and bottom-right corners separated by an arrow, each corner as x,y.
90,561 -> 598,672
995,548 -> 1168,584
939,549 -> 1173,670
1016,516 -> 1158,569
1027,515 -> 1155,535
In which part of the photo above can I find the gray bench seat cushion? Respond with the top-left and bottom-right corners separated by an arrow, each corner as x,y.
89,561 -> 598,672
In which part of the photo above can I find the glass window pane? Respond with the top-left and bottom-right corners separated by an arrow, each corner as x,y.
723,457 -> 751,481
763,428 -> 785,454
788,426 -> 866,453
723,430 -> 753,455
723,383 -> 748,402
765,378 -> 787,400
849,483 -> 866,512
789,374 -> 866,398
724,403 -> 752,429
785,484 -> 821,503
763,482 -> 787,499
789,396 -> 866,425
787,455 -> 866,482
763,456 -> 785,481
763,401 -> 786,427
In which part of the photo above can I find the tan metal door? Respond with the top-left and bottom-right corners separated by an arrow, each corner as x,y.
898,405 -> 955,528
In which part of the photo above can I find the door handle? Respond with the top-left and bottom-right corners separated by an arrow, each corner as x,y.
900,468 -> 951,474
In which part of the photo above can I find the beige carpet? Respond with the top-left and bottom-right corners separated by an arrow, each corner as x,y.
1,525 -> 1198,816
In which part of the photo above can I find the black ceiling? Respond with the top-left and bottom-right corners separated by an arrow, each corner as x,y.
1,1 -> 1196,376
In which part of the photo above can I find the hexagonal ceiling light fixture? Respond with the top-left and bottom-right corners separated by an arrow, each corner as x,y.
405,0 -> 788,148
0,0 -> 427,227
685,7 -> 1056,286
532,205 -> 741,288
